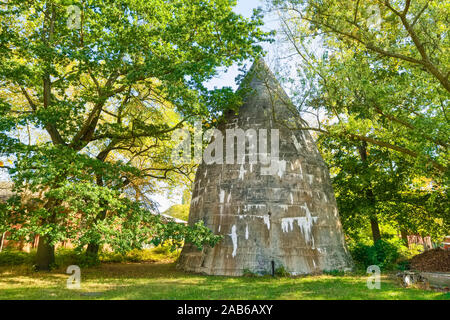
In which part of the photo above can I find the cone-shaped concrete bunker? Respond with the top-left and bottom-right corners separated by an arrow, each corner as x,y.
178,59 -> 353,276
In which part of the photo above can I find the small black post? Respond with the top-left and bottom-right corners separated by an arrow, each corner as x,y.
271,260 -> 275,277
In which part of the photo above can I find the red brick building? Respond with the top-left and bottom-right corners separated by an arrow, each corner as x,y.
444,236 -> 450,250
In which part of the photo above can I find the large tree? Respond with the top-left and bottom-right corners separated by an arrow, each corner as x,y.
267,0 -> 448,243
269,0 -> 448,178
318,135 -> 448,244
0,0 -> 270,269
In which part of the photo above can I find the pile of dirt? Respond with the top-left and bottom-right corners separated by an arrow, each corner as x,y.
410,248 -> 450,272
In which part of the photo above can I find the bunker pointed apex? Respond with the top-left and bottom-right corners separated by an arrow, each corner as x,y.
239,58 -> 284,92
178,62 -> 353,276
247,57 -> 272,79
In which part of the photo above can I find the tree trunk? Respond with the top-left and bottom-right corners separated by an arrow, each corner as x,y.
85,174 -> 107,260
400,229 -> 409,247
86,242 -> 101,257
370,217 -> 382,243
35,235 -> 55,270
358,141 -> 382,243
35,196 -> 60,270
0,232 -> 5,252
84,207 -> 107,259
85,209 -> 106,259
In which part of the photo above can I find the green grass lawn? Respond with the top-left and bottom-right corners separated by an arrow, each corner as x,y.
0,262 -> 448,300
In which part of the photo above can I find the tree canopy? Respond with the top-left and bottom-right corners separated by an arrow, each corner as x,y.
268,0 -> 448,242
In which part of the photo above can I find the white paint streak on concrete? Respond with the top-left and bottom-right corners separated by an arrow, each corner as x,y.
239,164 -> 247,180
219,189 -> 225,203
290,193 -> 294,204
243,204 -> 266,212
275,160 -> 287,179
298,204 -> 319,246
245,224 -> 249,240
281,218 -> 296,233
263,215 -> 271,230
236,214 -> 270,230
292,134 -> 302,152
280,204 -> 318,246
228,225 -> 238,258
